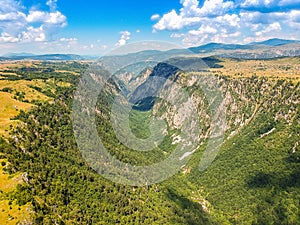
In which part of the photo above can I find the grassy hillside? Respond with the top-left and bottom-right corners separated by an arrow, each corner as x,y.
0,61 -> 85,224
0,58 -> 299,224
211,57 -> 300,83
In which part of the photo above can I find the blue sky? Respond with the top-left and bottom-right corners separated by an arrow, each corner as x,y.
0,0 -> 300,54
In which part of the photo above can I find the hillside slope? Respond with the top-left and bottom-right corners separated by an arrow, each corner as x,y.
0,58 -> 299,224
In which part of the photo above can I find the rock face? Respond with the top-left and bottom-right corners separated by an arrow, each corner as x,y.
111,58 -> 299,145
129,63 -> 179,111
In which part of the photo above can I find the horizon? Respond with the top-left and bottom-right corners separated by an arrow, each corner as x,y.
1,0 -> 300,55
2,37 -> 300,57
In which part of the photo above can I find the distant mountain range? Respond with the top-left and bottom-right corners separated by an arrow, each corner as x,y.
179,38 -> 300,59
2,52 -> 36,57
249,38 -> 300,46
1,38 -> 300,61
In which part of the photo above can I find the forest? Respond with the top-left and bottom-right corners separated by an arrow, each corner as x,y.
0,58 -> 299,224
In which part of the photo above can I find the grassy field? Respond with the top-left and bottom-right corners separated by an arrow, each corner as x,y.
211,57 -> 300,82
0,61 -> 57,224
0,92 -> 32,136
0,61 -> 65,135
0,60 -> 81,224
0,159 -> 33,224
0,160 -> 23,192
0,78 -> 53,136
0,60 -> 76,136
0,200 -> 32,225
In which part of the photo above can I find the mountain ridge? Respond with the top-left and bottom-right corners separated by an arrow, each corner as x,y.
1,38 -> 300,61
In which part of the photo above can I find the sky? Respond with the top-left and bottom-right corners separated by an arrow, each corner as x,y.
0,0 -> 300,55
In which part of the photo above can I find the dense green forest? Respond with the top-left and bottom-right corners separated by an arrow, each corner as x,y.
0,59 -> 299,224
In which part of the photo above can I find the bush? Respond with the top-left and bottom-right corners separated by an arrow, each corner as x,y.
1,87 -> 13,93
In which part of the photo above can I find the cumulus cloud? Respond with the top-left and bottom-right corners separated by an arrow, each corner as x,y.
153,10 -> 201,30
152,0 -> 239,45
115,31 -> 131,46
21,26 -> 46,42
241,0 -> 274,8
188,25 -> 217,36
26,11 -> 66,26
0,32 -> 19,43
255,22 -> 281,36
0,25 -> 47,43
178,0 -> 234,18
289,10 -> 300,23
154,0 -> 300,46
240,10 -> 300,28
0,0 -> 67,43
153,0 -> 234,31
241,0 -> 300,9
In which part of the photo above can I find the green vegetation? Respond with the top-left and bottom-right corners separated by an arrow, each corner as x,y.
0,59 -> 299,224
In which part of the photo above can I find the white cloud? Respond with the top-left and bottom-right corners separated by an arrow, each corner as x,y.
182,33 -> 209,46
240,0 -> 287,8
151,14 -> 160,20
115,31 -> 131,46
211,31 -> 241,43
153,10 -> 201,31
241,0 -> 300,8
59,37 -> 78,47
0,12 -> 25,21
170,33 -> 185,38
264,22 -> 282,32
60,37 -> 77,42
179,0 -> 234,17
279,0 -> 300,6
26,11 -> 66,26
153,0 -> 234,31
238,9 -> 300,41
241,0 -> 266,8
240,10 -> 300,28
215,14 -> 240,27
0,0 -> 67,43
188,25 -> 217,36
152,0 -> 300,46
22,26 -> 46,42
0,32 -> 19,43
255,22 -> 281,36
45,12 -> 67,26
26,11 -> 46,23
46,0 -> 58,11
173,12 -> 241,46
0,0 -> 23,13
289,10 -> 300,23
153,10 -> 182,30
0,25 -> 47,43
195,0 -> 234,16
